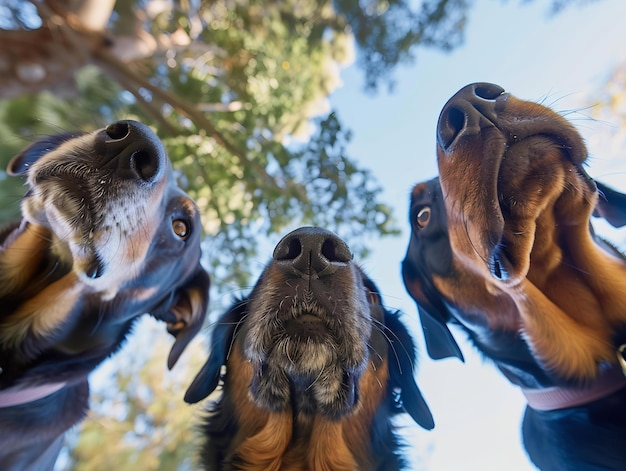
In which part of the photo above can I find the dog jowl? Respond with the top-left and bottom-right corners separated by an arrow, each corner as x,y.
0,121 -> 209,471
186,226 -> 433,471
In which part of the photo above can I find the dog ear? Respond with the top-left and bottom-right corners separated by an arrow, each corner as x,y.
7,133 -> 80,175
593,181 -> 626,228
153,267 -> 210,369
419,304 -> 464,362
184,299 -> 246,404
407,277 -> 464,361
384,311 -> 435,431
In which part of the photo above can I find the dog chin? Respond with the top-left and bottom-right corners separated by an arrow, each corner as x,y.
249,354 -> 362,418
244,325 -> 367,415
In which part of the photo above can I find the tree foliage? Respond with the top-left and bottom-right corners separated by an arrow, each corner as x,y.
59,319 -> 207,470
0,0 -> 599,287
0,0 -> 401,292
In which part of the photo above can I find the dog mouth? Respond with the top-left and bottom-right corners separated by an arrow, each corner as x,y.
490,119 -> 593,281
283,313 -> 328,339
436,83 -> 593,281
21,177 -> 135,284
251,302 -> 364,379
13,121 -> 171,286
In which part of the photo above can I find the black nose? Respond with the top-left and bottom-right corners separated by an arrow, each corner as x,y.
100,120 -> 166,182
273,227 -> 352,278
437,82 -> 505,152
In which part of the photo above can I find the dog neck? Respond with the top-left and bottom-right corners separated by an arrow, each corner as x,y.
0,222 -> 71,300
0,381 -> 67,408
522,363 -> 626,411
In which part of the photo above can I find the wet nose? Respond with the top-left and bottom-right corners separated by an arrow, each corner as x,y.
437,82 -> 505,152
100,120 -> 166,182
273,227 -> 352,278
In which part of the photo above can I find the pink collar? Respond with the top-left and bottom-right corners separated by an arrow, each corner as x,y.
0,382 -> 67,408
522,365 -> 626,411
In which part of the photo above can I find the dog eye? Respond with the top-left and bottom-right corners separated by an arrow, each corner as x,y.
415,207 -> 431,229
365,288 -> 381,305
172,219 -> 190,239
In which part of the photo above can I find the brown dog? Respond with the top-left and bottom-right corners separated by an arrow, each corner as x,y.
0,121 -> 210,470
402,83 -> 626,470
186,226 -> 434,470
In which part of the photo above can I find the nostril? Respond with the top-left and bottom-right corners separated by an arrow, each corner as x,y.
105,121 -> 130,140
437,83 -> 505,151
321,238 -> 352,263
438,105 -> 467,150
274,236 -> 302,261
131,150 -> 160,181
472,83 -> 505,101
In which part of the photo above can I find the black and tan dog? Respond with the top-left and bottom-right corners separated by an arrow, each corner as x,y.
0,121 -> 210,470
402,83 -> 626,470
185,226 -> 434,470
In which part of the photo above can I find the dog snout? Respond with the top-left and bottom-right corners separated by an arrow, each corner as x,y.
99,120 -> 166,183
273,226 -> 352,278
437,82 -> 505,151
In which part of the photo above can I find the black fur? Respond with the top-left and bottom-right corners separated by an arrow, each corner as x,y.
0,121 -> 210,470
186,227 -> 433,470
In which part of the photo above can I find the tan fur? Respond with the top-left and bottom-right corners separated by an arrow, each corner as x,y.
227,341 -> 291,470
224,331 -> 389,470
0,224 -> 51,297
306,418 -> 357,471
516,280 -> 614,379
434,92 -> 626,380
0,272 -> 82,348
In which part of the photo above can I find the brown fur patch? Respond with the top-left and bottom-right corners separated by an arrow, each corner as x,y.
226,340 -> 291,470
0,272 -> 82,349
0,224 -> 51,297
223,329 -> 390,470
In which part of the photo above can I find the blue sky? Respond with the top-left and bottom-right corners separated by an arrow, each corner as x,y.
330,0 -> 626,469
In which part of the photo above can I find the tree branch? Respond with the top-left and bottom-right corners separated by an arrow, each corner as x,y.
92,46 -> 283,191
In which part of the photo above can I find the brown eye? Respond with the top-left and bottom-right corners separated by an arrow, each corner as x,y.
416,207 -> 431,229
172,219 -> 189,239
366,288 -> 381,305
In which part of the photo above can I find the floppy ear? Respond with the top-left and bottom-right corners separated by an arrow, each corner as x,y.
419,304 -> 464,362
404,178 -> 464,362
384,311 -> 435,430
7,133 -> 80,175
407,276 -> 464,362
593,180 -> 626,228
152,267 -> 210,369
184,299 -> 247,404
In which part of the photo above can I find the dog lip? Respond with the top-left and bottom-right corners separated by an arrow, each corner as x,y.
489,248 -> 511,281
84,255 -> 105,279
484,102 -> 591,279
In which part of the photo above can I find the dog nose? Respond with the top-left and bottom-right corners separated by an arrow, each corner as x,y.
273,227 -> 352,278
101,120 -> 166,182
437,82 -> 505,152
